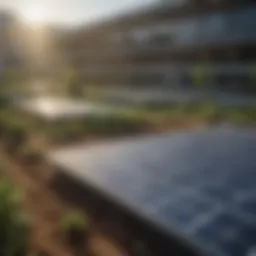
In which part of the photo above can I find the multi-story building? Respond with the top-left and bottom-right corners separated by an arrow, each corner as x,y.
0,10 -> 22,74
58,0 -> 256,100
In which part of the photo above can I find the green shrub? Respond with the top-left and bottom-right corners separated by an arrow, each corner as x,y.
84,113 -> 146,135
63,70 -> 82,98
198,105 -> 256,125
190,65 -> 212,89
49,121 -> 85,143
60,210 -> 89,247
4,213 -> 31,256
185,103 -> 224,124
0,179 -> 31,256
60,211 -> 88,233
48,113 -> 146,143
226,107 -> 256,124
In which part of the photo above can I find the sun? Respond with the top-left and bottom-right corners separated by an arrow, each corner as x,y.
21,5 -> 49,25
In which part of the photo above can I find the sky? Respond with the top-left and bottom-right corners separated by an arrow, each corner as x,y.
0,0 -> 157,26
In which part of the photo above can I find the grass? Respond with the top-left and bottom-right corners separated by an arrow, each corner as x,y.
47,104 -> 256,141
136,103 -> 256,126
0,98 -> 255,150
47,112 -> 148,143
0,107 -> 45,155
84,113 -> 147,134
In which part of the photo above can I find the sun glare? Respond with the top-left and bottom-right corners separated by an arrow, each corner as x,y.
22,5 -> 49,25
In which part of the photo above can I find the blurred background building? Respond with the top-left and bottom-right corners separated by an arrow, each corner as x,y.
56,0 -> 256,97
0,10 -> 21,73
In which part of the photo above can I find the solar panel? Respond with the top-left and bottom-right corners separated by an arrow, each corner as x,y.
48,128 -> 256,256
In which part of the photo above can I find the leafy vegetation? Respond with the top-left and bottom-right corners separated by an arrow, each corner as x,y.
48,121 -> 85,143
190,65 -> 212,89
60,210 -> 88,232
0,108 -> 40,155
84,113 -> 147,135
61,70 -> 83,98
60,210 -> 89,247
137,103 -> 256,126
47,104 -> 256,142
0,179 -> 31,256
47,113 -> 147,143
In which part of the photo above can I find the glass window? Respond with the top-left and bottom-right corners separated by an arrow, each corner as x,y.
176,19 -> 199,45
127,6 -> 256,48
227,7 -> 256,41
206,6 -> 256,44
204,14 -> 226,43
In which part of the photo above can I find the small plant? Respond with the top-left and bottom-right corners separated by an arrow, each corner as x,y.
63,69 -> 83,98
60,210 -> 89,248
191,65 -> 211,89
0,179 -> 31,256
4,213 -> 32,256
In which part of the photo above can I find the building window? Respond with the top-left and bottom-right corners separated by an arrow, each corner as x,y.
147,33 -> 173,46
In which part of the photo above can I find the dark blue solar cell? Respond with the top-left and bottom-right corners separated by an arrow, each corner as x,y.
208,214 -> 245,233
158,201 -> 199,230
48,128 -> 256,256
239,225 -> 256,251
218,241 -> 248,256
194,213 -> 249,254
237,201 -> 256,216
217,224 -> 256,256
228,176 -> 256,191
201,186 -> 234,202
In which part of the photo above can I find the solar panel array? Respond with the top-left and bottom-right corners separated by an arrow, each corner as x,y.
48,128 -> 256,256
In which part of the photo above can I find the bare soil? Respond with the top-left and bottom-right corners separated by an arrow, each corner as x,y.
2,153 -> 127,256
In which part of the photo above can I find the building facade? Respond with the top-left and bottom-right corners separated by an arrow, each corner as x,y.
59,0 -> 256,96
0,11 -> 23,74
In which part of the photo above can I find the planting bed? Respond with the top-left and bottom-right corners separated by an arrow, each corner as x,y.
1,151 -> 127,256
